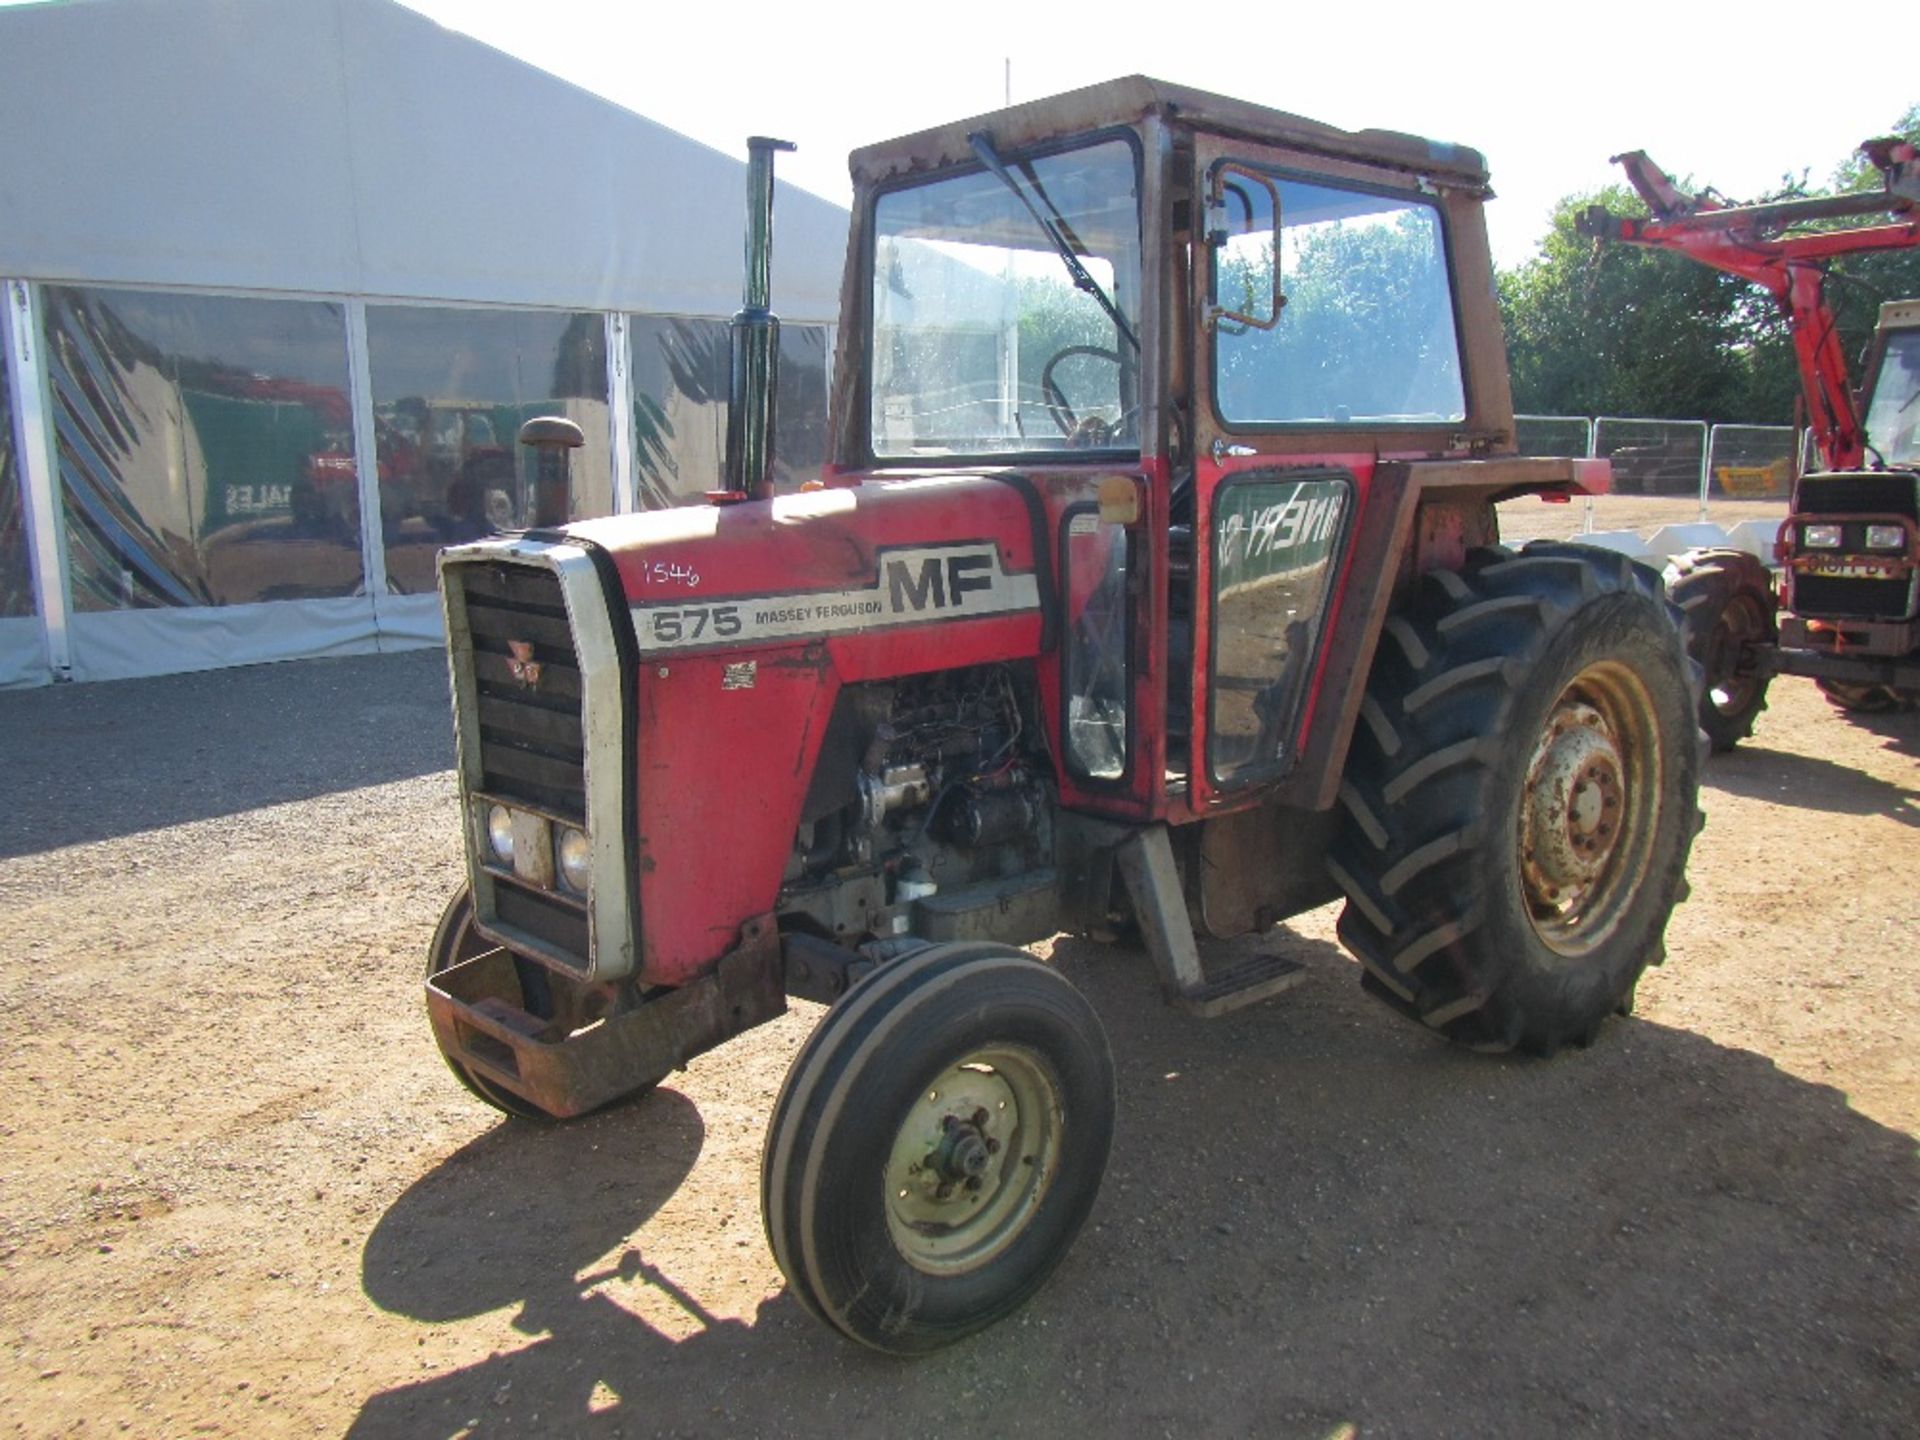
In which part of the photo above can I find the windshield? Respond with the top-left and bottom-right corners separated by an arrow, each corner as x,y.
1864,327 -> 1920,467
870,137 -> 1142,458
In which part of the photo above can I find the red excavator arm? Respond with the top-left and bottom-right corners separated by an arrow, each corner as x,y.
1577,139 -> 1920,471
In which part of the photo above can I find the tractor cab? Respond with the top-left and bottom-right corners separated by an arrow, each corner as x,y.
1862,300 -> 1920,466
828,78 -> 1594,822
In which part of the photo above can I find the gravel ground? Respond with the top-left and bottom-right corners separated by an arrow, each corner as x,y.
1,583 -> 1916,1438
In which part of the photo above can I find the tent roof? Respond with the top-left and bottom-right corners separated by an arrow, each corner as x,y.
0,0 -> 847,320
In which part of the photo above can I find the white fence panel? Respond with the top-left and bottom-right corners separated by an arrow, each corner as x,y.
1516,414 -> 1597,531
1593,417 -> 1709,507
1515,414 -> 1594,459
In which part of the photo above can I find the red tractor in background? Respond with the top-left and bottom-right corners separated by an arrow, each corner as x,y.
424,79 -> 1704,1353
1580,139 -> 1920,746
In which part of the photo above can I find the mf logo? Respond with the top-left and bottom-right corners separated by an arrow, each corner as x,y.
885,551 -> 995,613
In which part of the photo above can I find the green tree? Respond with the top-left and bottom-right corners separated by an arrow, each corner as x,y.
1499,185 -> 1751,420
1498,104 -> 1920,425
1822,104 -> 1920,397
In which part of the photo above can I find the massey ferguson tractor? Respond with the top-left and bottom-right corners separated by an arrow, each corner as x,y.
424,78 -> 1702,1353
1580,139 -> 1920,745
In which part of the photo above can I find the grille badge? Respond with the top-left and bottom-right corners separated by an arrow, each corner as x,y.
507,640 -> 543,689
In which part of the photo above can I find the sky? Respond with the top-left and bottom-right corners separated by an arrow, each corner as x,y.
398,0 -> 1913,271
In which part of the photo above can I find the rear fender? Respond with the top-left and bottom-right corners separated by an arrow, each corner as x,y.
1277,456 -> 1604,812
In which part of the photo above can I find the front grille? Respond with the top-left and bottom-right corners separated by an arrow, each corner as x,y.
444,544 -> 634,982
1792,572 -> 1918,620
495,882 -> 591,958
458,562 -> 587,824
1796,470 -> 1919,519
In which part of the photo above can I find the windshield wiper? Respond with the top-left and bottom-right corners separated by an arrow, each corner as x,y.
968,130 -> 1139,353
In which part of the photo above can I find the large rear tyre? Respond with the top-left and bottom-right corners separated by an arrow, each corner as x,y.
1665,548 -> 1777,752
761,941 -> 1114,1354
426,888 -> 555,1121
1329,543 -> 1703,1056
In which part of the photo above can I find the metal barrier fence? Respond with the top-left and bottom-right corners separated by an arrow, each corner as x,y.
1520,414 -> 1802,528
1593,417 -> 1709,501
1514,415 -> 1593,460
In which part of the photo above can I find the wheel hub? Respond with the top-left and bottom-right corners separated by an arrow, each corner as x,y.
935,1117 -> 994,1183
1708,594 -> 1765,713
1522,702 -> 1625,902
884,1050 -> 1061,1274
1514,663 -> 1663,959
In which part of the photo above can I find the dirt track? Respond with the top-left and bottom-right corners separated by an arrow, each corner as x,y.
2,564 -> 1917,1437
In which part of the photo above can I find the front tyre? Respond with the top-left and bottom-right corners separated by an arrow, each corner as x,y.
1329,544 -> 1703,1056
761,942 -> 1114,1354
1664,548 -> 1777,752
426,888 -> 554,1121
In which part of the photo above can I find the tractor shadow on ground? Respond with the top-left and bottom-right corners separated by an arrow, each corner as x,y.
0,648 -> 452,858
1837,703 -> 1920,760
1704,743 -> 1920,825
350,937 -> 1920,1439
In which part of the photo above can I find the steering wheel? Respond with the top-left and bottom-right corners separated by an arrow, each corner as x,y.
1040,345 -> 1125,438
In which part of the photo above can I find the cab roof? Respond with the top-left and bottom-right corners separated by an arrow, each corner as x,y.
848,75 -> 1489,191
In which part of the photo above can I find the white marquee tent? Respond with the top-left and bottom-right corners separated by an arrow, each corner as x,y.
0,0 -> 850,686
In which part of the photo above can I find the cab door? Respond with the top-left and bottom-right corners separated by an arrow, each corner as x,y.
1182,140 -> 1358,813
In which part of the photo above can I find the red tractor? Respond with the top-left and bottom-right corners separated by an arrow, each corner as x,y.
425,80 -> 1703,1352
1580,139 -> 1920,744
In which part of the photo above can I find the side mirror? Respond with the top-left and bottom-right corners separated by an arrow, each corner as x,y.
1205,164 -> 1285,332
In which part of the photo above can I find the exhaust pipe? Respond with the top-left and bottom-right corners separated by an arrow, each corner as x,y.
723,136 -> 796,502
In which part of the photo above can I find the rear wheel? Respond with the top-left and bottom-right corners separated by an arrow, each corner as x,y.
426,888 -> 554,1120
1665,548 -> 1777,752
1329,543 -> 1703,1056
761,941 -> 1114,1353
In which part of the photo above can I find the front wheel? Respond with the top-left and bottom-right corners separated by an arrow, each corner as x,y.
761,942 -> 1114,1353
426,888 -> 554,1120
1329,543 -> 1703,1056
1665,548 -> 1777,752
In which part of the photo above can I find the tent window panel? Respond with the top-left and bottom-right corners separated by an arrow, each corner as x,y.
364,305 -> 611,596
627,317 -> 833,508
628,316 -> 725,508
40,285 -> 361,611
1,338 -> 34,618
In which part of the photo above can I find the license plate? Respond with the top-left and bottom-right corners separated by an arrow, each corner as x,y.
1806,561 -> 1898,580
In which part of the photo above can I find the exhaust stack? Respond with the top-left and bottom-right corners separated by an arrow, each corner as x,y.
723,136 -> 796,502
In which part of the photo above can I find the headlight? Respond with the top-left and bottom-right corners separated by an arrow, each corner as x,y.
1801,523 -> 1842,549
557,827 -> 591,894
1865,523 -> 1907,550
486,804 -> 515,864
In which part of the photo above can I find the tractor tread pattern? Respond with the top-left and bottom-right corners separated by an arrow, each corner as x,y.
1327,541 -> 1704,1054
1664,547 -> 1778,752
